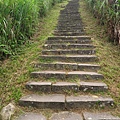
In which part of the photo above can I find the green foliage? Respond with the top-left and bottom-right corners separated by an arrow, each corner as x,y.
10,87 -> 22,102
85,0 -> 120,44
0,0 -> 63,60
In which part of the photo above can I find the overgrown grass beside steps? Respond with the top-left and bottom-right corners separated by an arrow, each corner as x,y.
0,0 -> 63,60
0,0 -> 68,110
80,0 -> 120,116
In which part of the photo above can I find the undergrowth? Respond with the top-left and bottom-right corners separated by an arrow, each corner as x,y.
0,0 -> 68,110
80,0 -> 120,115
84,0 -> 120,44
0,0 -> 63,60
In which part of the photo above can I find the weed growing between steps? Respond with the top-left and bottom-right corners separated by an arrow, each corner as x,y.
0,0 -> 68,110
79,0 -> 120,116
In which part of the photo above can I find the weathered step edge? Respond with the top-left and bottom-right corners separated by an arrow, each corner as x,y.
43,44 -> 95,49
42,49 -> 96,55
19,94 -> 114,109
34,63 -> 100,72
16,112 -> 120,120
26,81 -> 108,93
30,71 -> 104,80
53,32 -> 85,36
39,55 -> 97,63
47,36 -> 91,40
45,39 -> 92,44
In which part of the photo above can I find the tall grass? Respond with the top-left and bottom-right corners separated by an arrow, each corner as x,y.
85,0 -> 120,44
0,0 -> 63,60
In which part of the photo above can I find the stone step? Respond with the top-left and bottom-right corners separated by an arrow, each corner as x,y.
62,8 -> 79,10
59,14 -> 80,16
58,15 -> 81,19
60,13 -> 80,15
43,44 -> 95,49
35,62 -> 100,71
57,24 -> 83,27
58,18 -> 81,21
48,36 -> 91,40
56,27 -> 84,31
54,30 -> 84,33
39,55 -> 97,62
46,39 -> 92,44
57,23 -> 83,25
16,112 -> 120,120
42,49 -> 95,55
26,81 -> 108,93
50,111 -> 83,120
58,21 -> 82,24
53,32 -> 85,36
58,19 -> 82,22
66,95 -> 113,109
19,94 -> 65,109
19,94 -> 113,109
83,112 -> 120,120
59,16 -> 80,18
60,11 -> 80,14
59,17 -> 81,19
16,113 -> 47,120
60,10 -> 79,15
30,71 -> 104,80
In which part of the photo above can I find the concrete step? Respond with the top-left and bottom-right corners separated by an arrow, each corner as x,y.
57,20 -> 82,23
59,14 -> 80,17
57,23 -> 83,27
66,95 -> 113,109
57,22 -> 82,24
58,18 -> 81,20
53,32 -> 85,36
48,36 -> 91,40
42,49 -> 95,55
26,81 -> 108,93
83,112 -> 120,120
46,39 -> 92,44
56,27 -> 84,31
57,25 -> 83,27
16,113 -> 47,120
58,17 -> 81,19
16,112 -> 120,120
19,94 -> 65,109
30,71 -> 104,80
60,11 -> 80,14
50,112 -> 83,120
35,62 -> 100,71
54,30 -> 84,33
43,44 -> 95,49
39,55 -> 97,62
58,18 -> 81,22
19,94 -> 113,109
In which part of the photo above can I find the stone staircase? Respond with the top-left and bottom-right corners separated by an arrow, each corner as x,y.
16,0 -> 120,119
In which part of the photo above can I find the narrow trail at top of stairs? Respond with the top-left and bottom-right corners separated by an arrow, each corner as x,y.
15,0 -> 120,120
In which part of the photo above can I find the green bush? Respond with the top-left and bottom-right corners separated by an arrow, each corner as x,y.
0,0 -> 63,60
85,0 -> 120,44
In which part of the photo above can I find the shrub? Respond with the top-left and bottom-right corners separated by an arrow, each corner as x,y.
85,0 -> 120,44
0,0 -> 63,60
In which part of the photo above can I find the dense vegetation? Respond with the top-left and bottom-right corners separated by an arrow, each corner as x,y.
0,0 -> 62,60
85,0 -> 120,44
